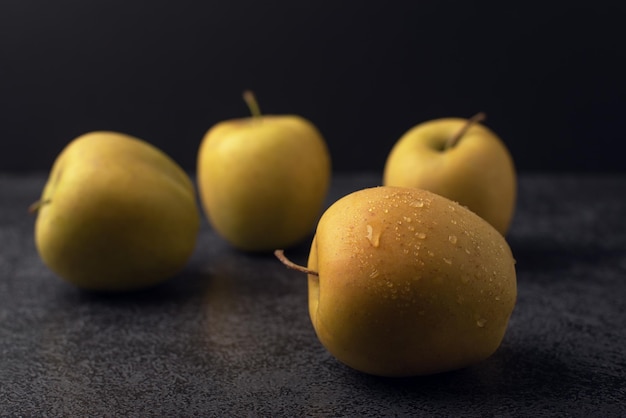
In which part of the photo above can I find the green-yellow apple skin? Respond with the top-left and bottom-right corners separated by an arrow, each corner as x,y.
307,186 -> 517,377
197,115 -> 331,252
33,131 -> 200,292
383,117 -> 516,236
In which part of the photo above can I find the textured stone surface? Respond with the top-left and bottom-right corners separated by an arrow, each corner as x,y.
1,173 -> 625,416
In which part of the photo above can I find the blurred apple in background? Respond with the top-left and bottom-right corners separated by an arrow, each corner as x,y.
197,91 -> 331,252
31,131 -> 200,291
383,113 -> 516,236
277,186 -> 517,377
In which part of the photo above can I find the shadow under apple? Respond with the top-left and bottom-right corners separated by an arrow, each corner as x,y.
507,233 -> 624,275
327,341 -> 624,414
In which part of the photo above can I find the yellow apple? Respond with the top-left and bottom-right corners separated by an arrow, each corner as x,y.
31,131 -> 200,291
383,113 -> 516,235
278,186 -> 517,377
197,91 -> 331,252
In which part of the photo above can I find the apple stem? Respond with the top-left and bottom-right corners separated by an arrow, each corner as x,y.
27,199 -> 50,214
445,112 -> 487,150
243,90 -> 262,119
274,249 -> 319,276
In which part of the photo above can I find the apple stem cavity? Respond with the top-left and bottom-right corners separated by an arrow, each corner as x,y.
445,112 -> 487,150
243,90 -> 262,119
274,249 -> 319,276
28,199 -> 50,214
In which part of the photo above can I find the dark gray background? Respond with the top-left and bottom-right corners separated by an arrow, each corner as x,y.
1,1 -> 624,173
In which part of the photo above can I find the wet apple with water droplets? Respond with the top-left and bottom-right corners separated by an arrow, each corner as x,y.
304,186 -> 517,377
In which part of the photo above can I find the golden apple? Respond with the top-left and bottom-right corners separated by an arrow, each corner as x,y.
279,186 -> 517,377
197,91 -> 331,252
31,131 -> 200,291
383,114 -> 516,235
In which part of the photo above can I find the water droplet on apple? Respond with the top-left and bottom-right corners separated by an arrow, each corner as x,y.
416,232 -> 427,239
443,258 -> 452,265
365,224 -> 381,247
448,235 -> 458,244
476,318 -> 487,328
369,269 -> 380,278
410,200 -> 424,208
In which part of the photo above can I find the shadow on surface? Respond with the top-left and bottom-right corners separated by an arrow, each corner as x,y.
63,268 -> 215,307
508,234 -> 624,274
339,342 -> 624,412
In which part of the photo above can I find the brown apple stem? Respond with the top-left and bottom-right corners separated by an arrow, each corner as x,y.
445,112 -> 487,150
243,90 -> 262,118
274,249 -> 319,276
27,199 -> 50,214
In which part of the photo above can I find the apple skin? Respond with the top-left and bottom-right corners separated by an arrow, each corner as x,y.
383,117 -> 516,236
197,114 -> 331,252
33,131 -> 200,291
307,186 -> 517,377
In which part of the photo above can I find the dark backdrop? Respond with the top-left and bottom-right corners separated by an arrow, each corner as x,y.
1,1 -> 624,173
